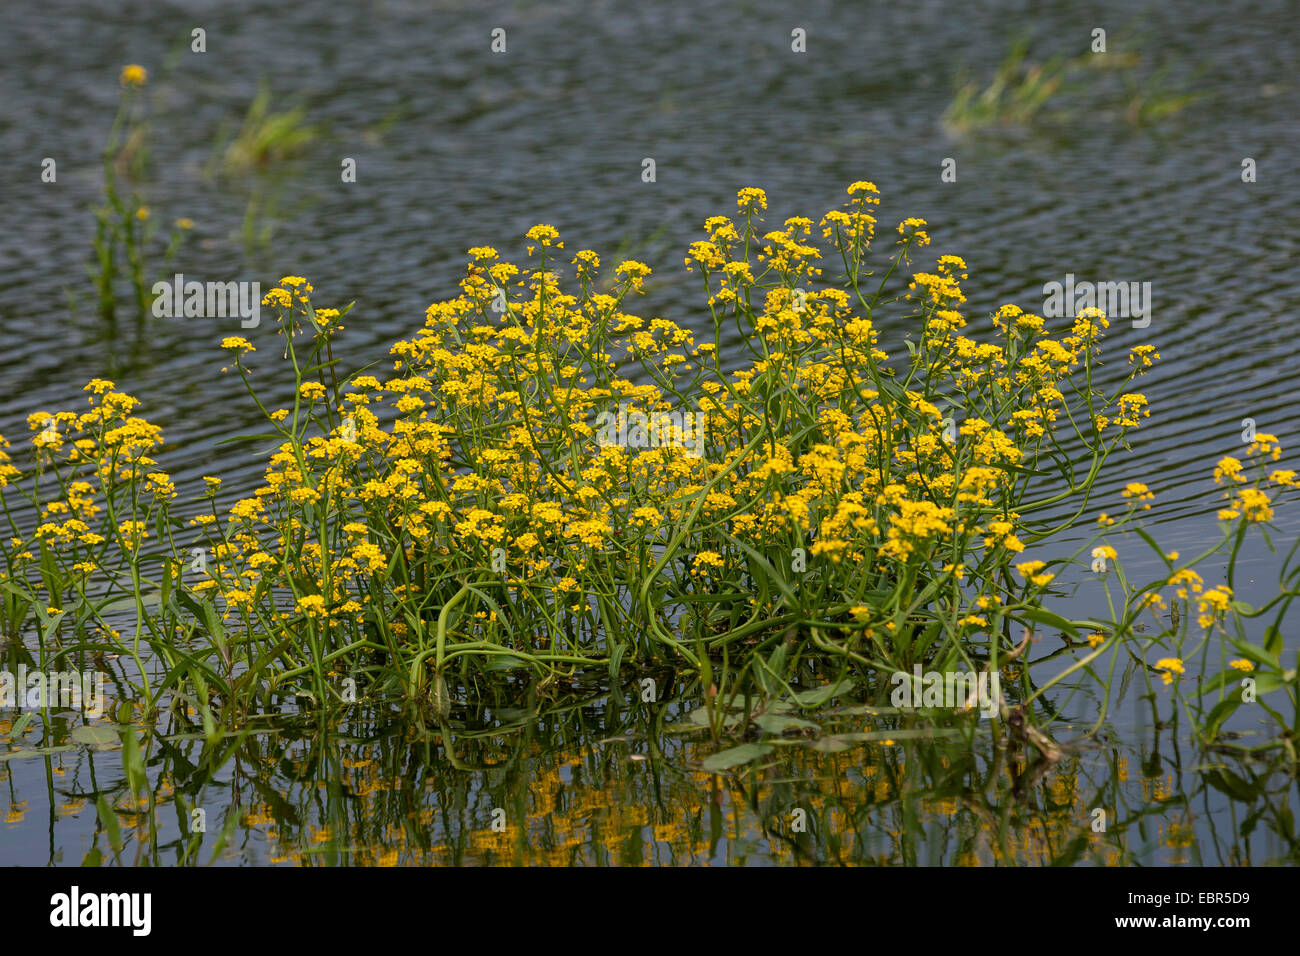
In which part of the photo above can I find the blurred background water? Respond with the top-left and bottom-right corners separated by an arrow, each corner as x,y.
1,0 -> 1298,865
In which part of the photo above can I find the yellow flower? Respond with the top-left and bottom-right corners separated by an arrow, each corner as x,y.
1229,659 -> 1254,672
525,224 -> 561,248
692,551 -> 725,573
1154,657 -> 1185,686
1014,560 -> 1054,587
120,64 -> 147,87
1197,586 -> 1233,629
1121,482 -> 1155,506
1128,344 -> 1160,368
1270,469 -> 1298,489
1213,456 -> 1244,484
261,288 -> 292,308
296,595 -> 328,619
897,217 -> 930,245
1234,488 -> 1274,523
145,472 -> 175,499
736,187 -> 768,211
615,260 -> 652,291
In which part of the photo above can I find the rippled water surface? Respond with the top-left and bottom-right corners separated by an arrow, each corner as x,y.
2,0 -> 1299,865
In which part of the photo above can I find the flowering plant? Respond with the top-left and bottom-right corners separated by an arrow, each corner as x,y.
2,183 -> 1295,753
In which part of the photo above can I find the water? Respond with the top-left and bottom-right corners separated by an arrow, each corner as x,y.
1,0 -> 1299,865
3,688 -> 1291,866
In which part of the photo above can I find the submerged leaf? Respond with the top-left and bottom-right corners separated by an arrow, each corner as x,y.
701,743 -> 773,772
70,725 -> 122,748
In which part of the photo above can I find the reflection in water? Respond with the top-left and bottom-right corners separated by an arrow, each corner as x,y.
3,682 -> 1296,866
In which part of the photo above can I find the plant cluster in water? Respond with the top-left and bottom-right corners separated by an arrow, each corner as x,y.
3,170 -> 1298,760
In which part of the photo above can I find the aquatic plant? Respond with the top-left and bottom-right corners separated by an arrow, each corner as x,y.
89,64 -> 191,323
3,182 -> 1296,762
944,37 -> 1203,133
944,38 -> 1070,133
1121,63 -> 1205,126
212,82 -> 321,173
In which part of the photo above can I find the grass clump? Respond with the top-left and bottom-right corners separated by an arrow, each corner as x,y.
213,82 -> 321,173
944,37 -> 1069,133
944,36 -> 1204,134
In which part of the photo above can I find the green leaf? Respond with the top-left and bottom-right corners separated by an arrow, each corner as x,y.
700,743 -> 773,772
685,706 -> 743,732
1253,671 -> 1288,695
9,712 -> 34,737
122,728 -> 147,795
1265,625 -> 1283,661
38,542 -> 59,607
788,682 -> 849,709
686,707 -> 713,727
1200,668 -> 1240,695
1012,606 -> 1080,639
0,745 -> 76,762
810,732 -> 874,752
855,728 -> 962,741
1204,769 -> 1259,802
96,794 -> 123,853
1276,803 -> 1296,841
1202,697 -> 1240,739
200,600 -> 225,647
1232,640 -> 1280,670
71,725 -> 122,748
914,619 -> 945,658
160,556 -> 174,612
608,642 -> 629,682
752,713 -> 818,734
